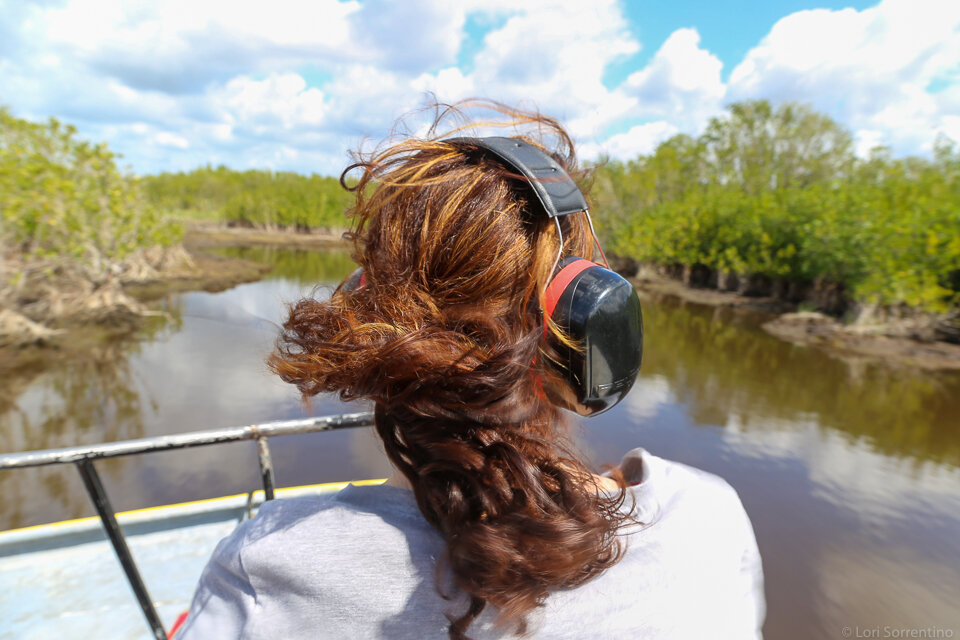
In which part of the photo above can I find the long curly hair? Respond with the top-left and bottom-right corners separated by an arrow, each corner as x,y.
268,101 -> 630,639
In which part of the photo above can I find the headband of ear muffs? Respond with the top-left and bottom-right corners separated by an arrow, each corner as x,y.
341,136 -> 643,416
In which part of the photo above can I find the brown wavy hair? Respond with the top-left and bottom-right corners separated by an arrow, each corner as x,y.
269,101 -> 630,639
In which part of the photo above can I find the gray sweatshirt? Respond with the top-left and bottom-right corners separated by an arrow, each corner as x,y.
176,448 -> 765,639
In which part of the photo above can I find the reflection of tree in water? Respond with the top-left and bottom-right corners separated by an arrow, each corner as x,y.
214,246 -> 357,285
641,295 -> 960,466
0,311 -> 179,530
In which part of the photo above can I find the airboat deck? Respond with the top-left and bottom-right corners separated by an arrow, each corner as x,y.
0,412 -> 378,640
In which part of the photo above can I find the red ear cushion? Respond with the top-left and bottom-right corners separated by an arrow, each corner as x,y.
359,272 -> 366,287
544,259 -> 596,320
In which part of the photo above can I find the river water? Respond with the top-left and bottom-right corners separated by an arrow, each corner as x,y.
2,246 -> 959,639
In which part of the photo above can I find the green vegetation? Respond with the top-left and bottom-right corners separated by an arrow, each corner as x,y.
0,107 -> 181,273
142,166 -> 353,230
591,101 -> 960,312
136,100 -> 960,313
6,100 -> 957,318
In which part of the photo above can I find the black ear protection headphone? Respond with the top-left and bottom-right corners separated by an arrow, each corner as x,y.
342,136 -> 643,416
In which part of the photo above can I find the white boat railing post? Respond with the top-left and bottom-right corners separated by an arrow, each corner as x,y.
75,459 -> 167,640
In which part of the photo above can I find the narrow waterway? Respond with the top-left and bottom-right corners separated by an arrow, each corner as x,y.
2,245 -> 959,639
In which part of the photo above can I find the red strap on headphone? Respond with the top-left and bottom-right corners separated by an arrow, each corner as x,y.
544,258 -> 596,330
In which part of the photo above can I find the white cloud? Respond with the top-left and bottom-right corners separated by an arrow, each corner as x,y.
415,0 -> 640,140
0,0 -> 459,132
728,0 -> 960,155
942,116 -> 960,146
38,0 -> 362,94
219,74 -> 327,130
854,129 -> 885,157
348,0 -> 466,73
620,28 -> 726,130
154,131 -> 189,149
412,67 -> 474,103
1,0 -> 958,174
585,121 -> 679,160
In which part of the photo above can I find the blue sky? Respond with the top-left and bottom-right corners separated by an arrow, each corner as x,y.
0,0 -> 957,175
616,0 -> 877,80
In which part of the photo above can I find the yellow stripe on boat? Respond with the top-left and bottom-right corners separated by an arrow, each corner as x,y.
0,478 -> 387,539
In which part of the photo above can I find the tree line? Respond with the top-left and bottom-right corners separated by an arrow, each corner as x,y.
141,165 -> 352,231
590,101 -> 960,313
3,100 -> 957,315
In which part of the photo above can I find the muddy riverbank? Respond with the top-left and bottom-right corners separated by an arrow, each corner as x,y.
185,223 -> 348,250
629,264 -> 960,370
0,226 -> 310,350
5,225 -> 956,371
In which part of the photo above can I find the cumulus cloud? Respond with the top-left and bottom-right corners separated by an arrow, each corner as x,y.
349,0 -> 466,73
219,73 -> 327,131
31,0 -> 466,92
943,115 -> 960,146
728,0 -> 960,155
0,1 -> 472,171
0,0 -> 957,173
36,0 -> 362,94
582,121 -> 679,160
415,0 -> 639,140
0,0 -> 647,171
854,129 -> 885,158
154,131 -> 189,149
620,28 -> 725,130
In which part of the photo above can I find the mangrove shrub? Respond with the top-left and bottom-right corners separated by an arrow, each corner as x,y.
0,107 -> 181,272
592,101 -> 960,312
142,166 -> 353,230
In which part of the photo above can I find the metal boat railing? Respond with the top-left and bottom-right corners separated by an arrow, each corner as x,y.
0,411 -> 376,640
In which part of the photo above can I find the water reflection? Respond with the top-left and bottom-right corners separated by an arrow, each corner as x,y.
214,245 -> 359,286
636,297 -> 960,466
578,295 -> 960,640
0,321 -> 173,528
